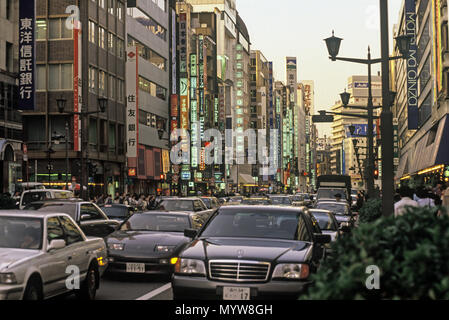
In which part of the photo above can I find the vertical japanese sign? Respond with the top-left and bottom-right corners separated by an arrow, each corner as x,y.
73,23 -> 82,151
432,0 -> 443,100
179,13 -> 187,73
405,0 -> 419,129
18,0 -> 36,110
393,118 -> 399,167
171,9 -> 177,95
126,46 -> 138,159
170,94 -> 178,133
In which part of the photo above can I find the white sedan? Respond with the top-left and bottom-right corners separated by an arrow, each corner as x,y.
0,211 -> 108,300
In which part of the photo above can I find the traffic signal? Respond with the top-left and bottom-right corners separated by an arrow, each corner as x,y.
374,167 -> 379,179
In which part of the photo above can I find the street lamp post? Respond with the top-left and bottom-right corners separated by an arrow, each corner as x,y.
324,28 -> 411,209
56,97 -> 108,200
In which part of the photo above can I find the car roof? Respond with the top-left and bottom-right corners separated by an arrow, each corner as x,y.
22,189 -> 73,193
219,205 -> 303,212
162,197 -> 200,200
317,201 -> 349,206
0,210 -> 72,218
25,199 -> 86,204
136,210 -> 192,216
308,209 -> 333,214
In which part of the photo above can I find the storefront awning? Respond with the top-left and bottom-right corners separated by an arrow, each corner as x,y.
410,115 -> 449,174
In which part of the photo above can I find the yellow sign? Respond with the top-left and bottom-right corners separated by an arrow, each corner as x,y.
162,149 -> 170,174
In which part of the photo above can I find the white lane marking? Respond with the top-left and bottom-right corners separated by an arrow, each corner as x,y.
135,283 -> 172,300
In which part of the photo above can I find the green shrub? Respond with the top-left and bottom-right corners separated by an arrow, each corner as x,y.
303,206 -> 449,300
358,199 -> 382,223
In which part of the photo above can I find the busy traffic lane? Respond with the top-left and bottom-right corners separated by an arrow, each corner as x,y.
55,274 -> 172,300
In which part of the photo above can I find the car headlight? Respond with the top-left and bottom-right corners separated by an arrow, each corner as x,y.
108,243 -> 124,251
272,264 -> 309,280
0,273 -> 17,284
174,259 -> 206,276
155,245 -> 176,253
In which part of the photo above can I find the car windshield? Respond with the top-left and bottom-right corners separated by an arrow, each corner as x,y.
310,211 -> 336,231
160,200 -> 194,211
102,206 -> 128,218
0,217 -> 43,250
317,188 -> 347,200
24,203 -> 78,220
120,214 -> 190,232
270,197 -> 292,205
316,202 -> 349,215
200,209 -> 309,241
241,199 -> 272,205
201,198 -> 211,208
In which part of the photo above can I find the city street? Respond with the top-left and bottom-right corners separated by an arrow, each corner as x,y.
1,0 -> 449,309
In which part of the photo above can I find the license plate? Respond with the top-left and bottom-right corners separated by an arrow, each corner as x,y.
223,287 -> 250,300
126,263 -> 145,273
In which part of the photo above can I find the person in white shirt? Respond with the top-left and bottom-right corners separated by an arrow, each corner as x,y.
394,186 -> 419,217
415,186 -> 435,208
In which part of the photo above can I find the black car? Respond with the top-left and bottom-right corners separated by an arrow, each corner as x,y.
100,204 -> 136,222
23,199 -> 120,238
105,211 -> 205,275
171,205 -> 331,300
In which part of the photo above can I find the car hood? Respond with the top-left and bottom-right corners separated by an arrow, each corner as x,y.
106,230 -> 190,256
181,237 -> 311,263
0,248 -> 41,271
334,215 -> 351,223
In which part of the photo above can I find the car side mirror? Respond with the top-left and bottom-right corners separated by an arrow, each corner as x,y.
184,228 -> 198,239
80,214 -> 90,221
314,234 -> 331,244
48,239 -> 66,251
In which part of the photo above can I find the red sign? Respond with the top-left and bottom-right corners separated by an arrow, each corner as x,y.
128,168 -> 137,177
171,94 -> 178,116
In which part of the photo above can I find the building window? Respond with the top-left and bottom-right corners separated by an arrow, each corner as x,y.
117,1 -> 124,20
49,18 -> 73,39
89,67 -> 97,93
116,38 -> 124,59
99,70 -> 106,96
128,36 -> 167,70
89,21 -> 96,43
109,75 -> 116,100
117,79 -> 124,102
109,124 -> 116,152
36,20 -> 47,40
108,32 -> 115,55
127,7 -> 167,42
49,64 -> 73,90
6,42 -> 13,73
99,26 -> 106,49
36,65 -> 46,91
108,0 -> 115,15
139,76 -> 167,101
99,0 -> 105,9
152,0 -> 166,11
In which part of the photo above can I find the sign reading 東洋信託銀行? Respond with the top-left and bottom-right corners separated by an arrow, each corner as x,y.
18,0 -> 35,110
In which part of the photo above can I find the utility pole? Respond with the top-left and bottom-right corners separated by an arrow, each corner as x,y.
380,0 -> 394,216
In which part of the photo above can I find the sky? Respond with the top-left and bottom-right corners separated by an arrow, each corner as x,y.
237,0 -> 403,137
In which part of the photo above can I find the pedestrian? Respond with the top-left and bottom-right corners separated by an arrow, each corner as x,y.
355,191 -> 364,211
96,194 -> 105,206
104,194 -> 113,205
415,186 -> 435,208
394,185 -> 419,217
334,193 -> 342,202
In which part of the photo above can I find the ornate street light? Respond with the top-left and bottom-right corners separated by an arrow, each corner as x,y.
340,89 -> 351,107
98,97 -> 108,113
395,34 -> 413,58
56,97 -> 67,114
324,30 -> 343,61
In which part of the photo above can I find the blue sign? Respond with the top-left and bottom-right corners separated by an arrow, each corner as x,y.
405,0 -> 419,129
181,171 -> 191,180
344,124 -> 377,138
18,0 -> 36,110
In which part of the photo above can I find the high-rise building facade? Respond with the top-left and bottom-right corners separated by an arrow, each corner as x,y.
0,0 -> 23,194
393,0 -> 449,186
126,0 -> 171,194
23,0 -> 127,198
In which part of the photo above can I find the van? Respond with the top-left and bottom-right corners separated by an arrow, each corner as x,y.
19,189 -> 74,209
